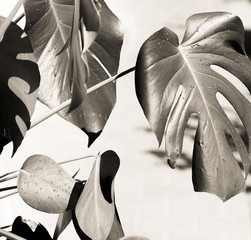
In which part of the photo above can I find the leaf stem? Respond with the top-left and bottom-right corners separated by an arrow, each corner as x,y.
0,172 -> 19,183
0,155 -> 95,185
1,224 -> 12,230
0,0 -> 24,42
0,186 -> 17,192
0,190 -> 18,200
0,170 -> 18,180
0,228 -> 27,240
58,155 -> 96,165
30,66 -> 136,128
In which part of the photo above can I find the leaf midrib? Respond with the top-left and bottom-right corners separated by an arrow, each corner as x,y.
49,0 -> 69,47
178,45 -> 226,192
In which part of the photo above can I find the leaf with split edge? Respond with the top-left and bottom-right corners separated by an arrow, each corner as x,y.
17,154 -> 82,213
0,16 -> 40,155
135,12 -> 251,201
73,150 -> 123,240
24,0 -> 124,146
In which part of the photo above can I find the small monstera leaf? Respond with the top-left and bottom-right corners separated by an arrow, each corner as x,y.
0,17 -> 40,154
73,150 -> 124,240
17,155 -> 82,213
7,216 -> 52,240
135,12 -> 251,201
24,0 -> 124,146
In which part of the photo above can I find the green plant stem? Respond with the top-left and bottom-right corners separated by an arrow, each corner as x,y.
0,0 -> 24,42
30,66 -> 136,128
0,228 -> 27,240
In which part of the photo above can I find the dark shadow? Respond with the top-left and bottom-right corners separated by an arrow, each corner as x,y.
245,30 -> 251,59
246,186 -> 251,193
141,116 -> 249,174
147,149 -> 192,170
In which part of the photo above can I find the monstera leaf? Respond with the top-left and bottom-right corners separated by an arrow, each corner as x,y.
24,0 -> 124,146
0,17 -> 40,155
135,12 -> 251,201
73,150 -> 124,240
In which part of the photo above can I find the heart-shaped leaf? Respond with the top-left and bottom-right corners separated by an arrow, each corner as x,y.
8,216 -> 52,240
135,12 -> 251,201
0,16 -> 40,154
17,154 -> 81,213
24,0 -> 124,146
73,150 -> 124,240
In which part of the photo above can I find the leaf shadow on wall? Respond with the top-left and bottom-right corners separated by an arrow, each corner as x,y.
145,120 -> 251,195
144,115 -> 249,173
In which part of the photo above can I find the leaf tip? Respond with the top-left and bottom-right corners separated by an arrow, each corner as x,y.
167,151 -> 180,169
167,158 -> 177,169
82,128 -> 102,147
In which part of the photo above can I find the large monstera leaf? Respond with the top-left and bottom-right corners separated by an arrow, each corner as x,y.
0,17 -> 40,154
24,0 -> 124,146
135,12 -> 251,201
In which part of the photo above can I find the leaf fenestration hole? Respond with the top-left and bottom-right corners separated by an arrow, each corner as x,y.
216,92 -> 247,145
15,115 -> 27,137
212,64 -> 249,151
211,65 -> 251,102
224,131 -> 244,174
216,92 -> 247,174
